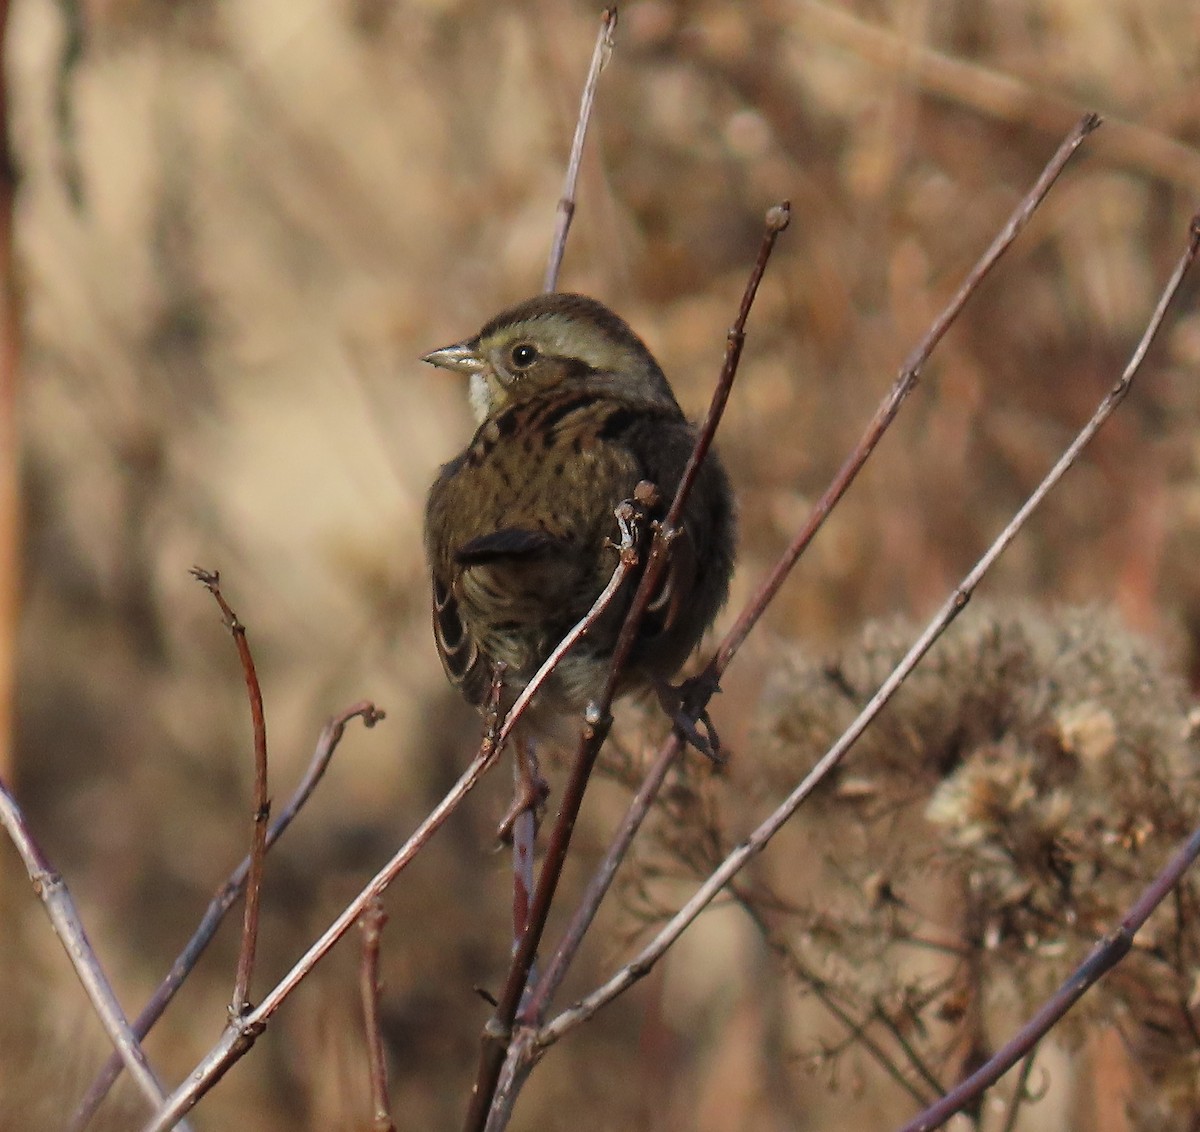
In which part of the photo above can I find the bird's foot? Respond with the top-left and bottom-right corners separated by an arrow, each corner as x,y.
496,739 -> 551,843
655,673 -> 725,764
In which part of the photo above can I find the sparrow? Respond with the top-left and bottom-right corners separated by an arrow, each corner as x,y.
423,292 -> 736,749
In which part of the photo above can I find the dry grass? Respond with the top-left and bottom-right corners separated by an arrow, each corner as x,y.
5,1 -> 1200,1128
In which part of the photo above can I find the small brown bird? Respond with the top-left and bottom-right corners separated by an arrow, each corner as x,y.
423,293 -> 736,749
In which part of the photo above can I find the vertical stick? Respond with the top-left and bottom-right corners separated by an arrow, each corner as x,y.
542,8 -> 618,293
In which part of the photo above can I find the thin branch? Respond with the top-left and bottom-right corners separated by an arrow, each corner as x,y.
464,203 -> 790,1132
742,897 -> 934,1108
359,898 -> 396,1132
793,1 -> 1200,191
72,701 -> 382,1130
483,1033 -> 536,1132
899,586 -> 1200,1132
543,7 -> 617,293
510,741 -> 539,965
190,568 -> 269,1016
712,111 -> 1100,672
517,113 -> 1100,1035
537,208 -> 1200,1053
0,778 -> 187,1126
142,741 -> 493,1131
142,513 -> 643,1131
871,998 -> 946,1098
525,732 -> 684,1021
999,1050 -> 1040,1132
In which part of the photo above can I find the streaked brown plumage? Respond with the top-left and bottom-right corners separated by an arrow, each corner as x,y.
423,293 -> 736,742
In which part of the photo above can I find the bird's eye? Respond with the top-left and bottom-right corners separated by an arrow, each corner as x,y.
510,343 -> 539,369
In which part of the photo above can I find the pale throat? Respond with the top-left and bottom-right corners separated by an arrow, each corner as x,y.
468,372 -> 494,424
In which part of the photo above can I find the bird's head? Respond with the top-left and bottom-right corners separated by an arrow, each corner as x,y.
422,293 -> 679,422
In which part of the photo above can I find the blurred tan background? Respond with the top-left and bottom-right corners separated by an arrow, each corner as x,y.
3,0 -> 1200,1128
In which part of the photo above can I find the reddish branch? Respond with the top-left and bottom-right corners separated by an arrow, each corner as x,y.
524,113 -> 1101,1035
713,111 -> 1101,671
895,212 -> 1200,1132
190,567 -> 270,1016
142,505 -> 644,1130
359,899 -> 396,1132
462,201 -> 792,1132
73,701 -> 381,1130
0,0 -> 20,783
535,209 -> 1200,1064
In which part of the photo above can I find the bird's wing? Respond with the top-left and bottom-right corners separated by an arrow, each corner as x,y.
454,527 -> 559,565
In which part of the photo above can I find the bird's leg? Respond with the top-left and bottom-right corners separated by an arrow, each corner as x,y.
496,734 -> 550,843
654,673 -> 725,763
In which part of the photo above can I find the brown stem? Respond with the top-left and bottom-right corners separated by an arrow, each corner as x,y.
543,7 -> 618,293
510,738 -> 540,958
513,110 -> 1100,1046
525,732 -> 684,1021
536,208 -> 1200,1055
144,504 -> 646,1130
711,112 -> 1100,674
462,203 -> 790,1132
999,1050 -> 1040,1132
359,898 -> 396,1132
190,568 -> 270,1016
72,701 -> 382,1130
144,737 -> 495,1131
891,275 -> 1200,1122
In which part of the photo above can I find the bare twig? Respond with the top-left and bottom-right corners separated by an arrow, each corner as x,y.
142,743 -> 492,1131
190,568 -> 269,1017
712,111 -> 1100,672
142,522 -> 642,1131
902,832 -> 1200,1129
518,112 -> 1098,1039
0,779 -> 186,1125
464,203 -> 790,1132
741,897 -> 934,1107
894,449 -> 1200,1132
510,741 -> 538,960
999,1050 -> 1040,1132
543,7 -> 617,293
526,733 -> 684,1021
536,208 -> 1200,1053
359,899 -> 396,1132
488,666 -> 539,961
72,701 -> 382,1130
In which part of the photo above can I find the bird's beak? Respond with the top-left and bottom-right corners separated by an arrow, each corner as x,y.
422,342 -> 485,375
